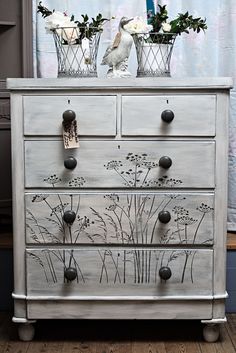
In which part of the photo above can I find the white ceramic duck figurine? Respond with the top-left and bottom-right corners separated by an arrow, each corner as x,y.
101,17 -> 133,78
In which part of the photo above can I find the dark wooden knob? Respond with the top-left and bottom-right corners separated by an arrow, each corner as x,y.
159,266 -> 172,280
64,267 -> 77,281
161,110 -> 174,123
64,156 -> 77,169
62,110 -> 76,123
158,210 -> 171,223
159,156 -> 172,169
63,210 -> 76,224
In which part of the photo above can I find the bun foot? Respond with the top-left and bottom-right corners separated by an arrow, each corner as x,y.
18,323 -> 35,341
203,324 -> 220,342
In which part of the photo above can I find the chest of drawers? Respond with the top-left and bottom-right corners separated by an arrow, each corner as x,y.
7,77 -> 232,342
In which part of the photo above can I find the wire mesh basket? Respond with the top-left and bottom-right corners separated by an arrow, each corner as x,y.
52,26 -> 102,77
132,33 -> 177,77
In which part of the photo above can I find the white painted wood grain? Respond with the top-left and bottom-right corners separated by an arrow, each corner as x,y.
122,95 -> 216,136
7,77 -> 233,90
23,95 -> 117,136
26,248 -> 213,297
27,300 -> 213,320
25,192 -> 214,245
212,91 -> 229,320
24,140 -> 215,189
10,93 -> 28,321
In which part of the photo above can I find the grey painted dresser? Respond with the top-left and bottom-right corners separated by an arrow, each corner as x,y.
7,78 -> 232,341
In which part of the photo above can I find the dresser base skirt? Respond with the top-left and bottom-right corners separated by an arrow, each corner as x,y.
13,299 -> 225,342
25,299 -> 214,320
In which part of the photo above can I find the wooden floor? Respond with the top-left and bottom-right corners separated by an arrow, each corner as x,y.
0,313 -> 236,353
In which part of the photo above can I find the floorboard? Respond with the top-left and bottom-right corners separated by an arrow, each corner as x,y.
0,313 -> 235,353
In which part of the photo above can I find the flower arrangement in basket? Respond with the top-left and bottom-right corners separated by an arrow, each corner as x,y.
37,2 -> 112,77
125,5 -> 207,77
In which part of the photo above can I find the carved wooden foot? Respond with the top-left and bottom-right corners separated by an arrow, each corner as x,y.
18,323 -> 35,341
203,324 -> 220,342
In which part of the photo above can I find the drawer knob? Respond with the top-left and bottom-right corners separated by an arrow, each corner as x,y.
159,156 -> 172,169
161,110 -> 174,123
159,266 -> 172,280
158,210 -> 171,223
63,210 -> 76,224
63,110 -> 76,123
64,267 -> 77,281
64,156 -> 77,169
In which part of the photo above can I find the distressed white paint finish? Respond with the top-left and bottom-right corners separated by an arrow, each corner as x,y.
212,92 -> 229,320
122,95 -> 216,136
7,77 -> 233,90
27,300 -> 213,320
24,140 -> 215,189
25,192 -> 214,245
8,78 -> 230,334
23,95 -> 117,136
26,248 -> 213,297
10,93 -> 27,320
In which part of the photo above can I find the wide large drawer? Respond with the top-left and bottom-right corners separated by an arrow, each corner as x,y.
24,140 -> 215,188
25,192 -> 214,245
26,248 -> 213,297
122,95 -> 216,136
23,95 -> 117,136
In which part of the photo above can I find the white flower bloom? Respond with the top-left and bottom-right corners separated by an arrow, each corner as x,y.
45,11 -> 67,31
162,22 -> 172,32
45,11 -> 77,31
124,16 -> 153,34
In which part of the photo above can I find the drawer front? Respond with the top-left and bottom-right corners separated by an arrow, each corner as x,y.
26,248 -> 213,297
122,95 -> 216,136
25,192 -> 214,245
24,140 -> 215,188
23,96 -> 117,136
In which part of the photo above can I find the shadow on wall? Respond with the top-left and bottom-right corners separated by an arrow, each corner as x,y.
226,251 -> 236,313
0,249 -> 13,310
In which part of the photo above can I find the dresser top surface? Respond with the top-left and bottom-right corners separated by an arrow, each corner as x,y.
7,77 -> 233,91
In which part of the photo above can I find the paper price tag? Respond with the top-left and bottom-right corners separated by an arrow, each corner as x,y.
62,120 -> 79,149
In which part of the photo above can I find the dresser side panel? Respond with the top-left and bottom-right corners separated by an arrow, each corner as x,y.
212,91 -> 229,318
11,92 -> 27,318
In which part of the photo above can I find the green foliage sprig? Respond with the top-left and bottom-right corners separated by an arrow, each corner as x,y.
148,4 -> 207,36
37,1 -> 53,18
37,1 -> 111,42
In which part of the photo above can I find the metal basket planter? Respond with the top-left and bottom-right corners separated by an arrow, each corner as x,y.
52,27 -> 102,77
132,33 -> 177,77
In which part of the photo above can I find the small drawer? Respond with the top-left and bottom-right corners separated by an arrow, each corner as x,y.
25,192 -> 214,245
23,95 -> 117,136
121,95 -> 216,136
24,140 -> 215,189
26,248 -> 213,297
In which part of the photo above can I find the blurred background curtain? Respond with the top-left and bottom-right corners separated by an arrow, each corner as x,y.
33,0 -> 236,230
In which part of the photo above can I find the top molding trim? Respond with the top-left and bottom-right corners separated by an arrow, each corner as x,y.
7,77 -> 233,91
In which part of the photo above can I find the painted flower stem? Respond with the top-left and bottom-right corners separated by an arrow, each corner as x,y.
181,252 -> 190,283
193,213 -> 205,244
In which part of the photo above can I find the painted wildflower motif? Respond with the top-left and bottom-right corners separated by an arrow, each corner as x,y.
26,152 -> 214,286
27,248 -> 210,285
104,152 -> 178,187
